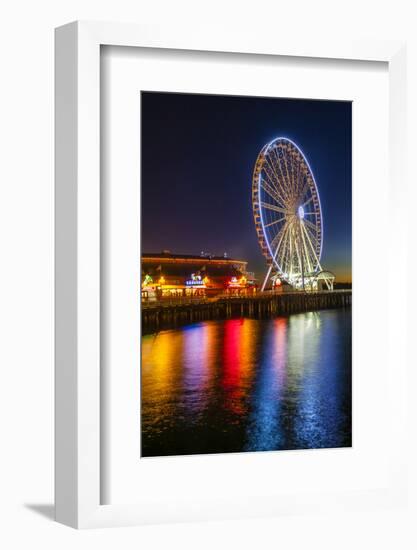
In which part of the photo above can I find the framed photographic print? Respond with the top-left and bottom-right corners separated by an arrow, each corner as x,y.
139,91 -> 352,459
55,21 -> 407,528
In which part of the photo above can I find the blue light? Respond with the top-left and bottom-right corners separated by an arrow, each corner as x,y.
298,205 -> 305,219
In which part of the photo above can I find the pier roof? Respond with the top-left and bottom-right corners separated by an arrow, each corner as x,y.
142,252 -> 247,266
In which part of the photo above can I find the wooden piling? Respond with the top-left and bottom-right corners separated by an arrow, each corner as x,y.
141,290 -> 352,334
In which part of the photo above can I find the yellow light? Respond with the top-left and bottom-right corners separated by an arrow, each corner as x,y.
142,274 -> 153,288
159,276 -> 165,285
203,276 -> 209,285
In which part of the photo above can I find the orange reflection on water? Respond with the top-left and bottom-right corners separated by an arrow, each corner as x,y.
141,330 -> 184,423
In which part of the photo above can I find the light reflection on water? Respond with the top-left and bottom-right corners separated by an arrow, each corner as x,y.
141,309 -> 351,457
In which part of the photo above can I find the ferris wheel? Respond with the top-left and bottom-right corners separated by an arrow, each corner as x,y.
252,137 -> 334,292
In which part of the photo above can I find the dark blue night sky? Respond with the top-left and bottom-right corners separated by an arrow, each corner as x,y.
141,92 -> 352,282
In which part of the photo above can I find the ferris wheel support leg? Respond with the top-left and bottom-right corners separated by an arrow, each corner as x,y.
261,263 -> 274,292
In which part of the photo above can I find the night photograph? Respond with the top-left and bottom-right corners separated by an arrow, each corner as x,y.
140,91 -> 352,458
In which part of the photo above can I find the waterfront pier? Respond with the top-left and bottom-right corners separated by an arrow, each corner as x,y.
142,290 -> 351,334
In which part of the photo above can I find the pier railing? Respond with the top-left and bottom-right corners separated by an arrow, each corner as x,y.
142,289 -> 351,309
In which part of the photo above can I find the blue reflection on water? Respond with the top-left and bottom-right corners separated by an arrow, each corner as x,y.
244,318 -> 288,451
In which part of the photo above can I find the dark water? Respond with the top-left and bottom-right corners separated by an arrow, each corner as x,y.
141,309 -> 352,457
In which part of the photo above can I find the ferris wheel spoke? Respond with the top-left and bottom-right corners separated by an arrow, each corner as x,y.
305,228 -> 319,253
291,153 -> 301,199
301,221 -> 318,258
304,222 -> 320,251
295,153 -> 304,189
296,228 -> 306,274
297,174 -> 306,202
301,221 -> 322,271
279,226 -> 292,274
260,175 -> 287,208
304,222 -> 321,257
269,221 -> 289,259
292,158 -> 301,192
269,147 -> 291,201
262,164 -> 289,207
278,245 -> 290,274
301,196 -> 314,208
264,154 -> 283,189
304,221 -> 317,242
288,225 -> 294,277
271,147 -> 290,196
264,156 -> 291,204
276,150 -> 294,202
303,217 -> 319,233
283,148 -> 297,199
291,155 -> 302,196
293,229 -> 304,277
299,224 -> 314,273
260,201 -> 289,215
298,179 -> 311,203
264,216 -> 286,228
301,242 -> 312,276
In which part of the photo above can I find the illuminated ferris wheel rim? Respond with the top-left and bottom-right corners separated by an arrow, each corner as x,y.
252,136 -> 325,287
262,137 -> 323,265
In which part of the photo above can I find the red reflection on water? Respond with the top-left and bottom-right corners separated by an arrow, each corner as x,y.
222,319 -> 241,388
221,319 -> 255,415
274,317 -> 288,382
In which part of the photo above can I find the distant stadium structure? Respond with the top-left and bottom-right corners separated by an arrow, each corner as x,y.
252,137 -> 335,291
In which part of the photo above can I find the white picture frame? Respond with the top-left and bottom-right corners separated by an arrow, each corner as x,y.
55,21 -> 407,529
